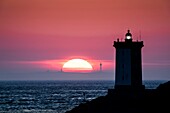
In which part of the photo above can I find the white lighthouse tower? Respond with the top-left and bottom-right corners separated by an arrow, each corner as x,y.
100,63 -> 102,72
113,30 -> 145,90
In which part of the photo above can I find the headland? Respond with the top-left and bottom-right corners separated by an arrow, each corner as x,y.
65,80 -> 170,113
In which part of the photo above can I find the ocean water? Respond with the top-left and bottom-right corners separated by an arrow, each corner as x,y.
0,80 -> 167,113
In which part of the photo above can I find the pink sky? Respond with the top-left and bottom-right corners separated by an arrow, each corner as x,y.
0,0 -> 170,80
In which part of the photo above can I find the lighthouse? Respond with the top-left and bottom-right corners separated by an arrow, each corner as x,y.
113,30 -> 145,90
100,63 -> 102,72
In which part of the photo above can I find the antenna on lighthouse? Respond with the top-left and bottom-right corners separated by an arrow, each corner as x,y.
139,30 -> 142,41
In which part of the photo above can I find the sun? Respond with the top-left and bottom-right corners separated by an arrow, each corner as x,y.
62,59 -> 93,72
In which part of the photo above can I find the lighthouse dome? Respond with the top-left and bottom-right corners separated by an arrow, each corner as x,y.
125,30 -> 132,39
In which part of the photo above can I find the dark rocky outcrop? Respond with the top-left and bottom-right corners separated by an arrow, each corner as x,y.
65,81 -> 170,113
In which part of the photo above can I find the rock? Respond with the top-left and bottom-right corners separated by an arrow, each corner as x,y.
156,81 -> 170,92
65,81 -> 170,113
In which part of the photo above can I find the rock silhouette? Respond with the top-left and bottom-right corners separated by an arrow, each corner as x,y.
65,81 -> 170,113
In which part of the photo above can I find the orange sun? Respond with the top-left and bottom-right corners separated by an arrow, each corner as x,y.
62,59 -> 93,73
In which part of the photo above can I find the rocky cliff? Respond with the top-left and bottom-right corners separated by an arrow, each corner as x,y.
65,81 -> 170,113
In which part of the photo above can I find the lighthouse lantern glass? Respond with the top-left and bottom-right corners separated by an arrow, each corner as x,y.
126,36 -> 131,39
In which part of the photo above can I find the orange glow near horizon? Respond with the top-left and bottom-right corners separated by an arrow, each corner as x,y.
11,58 -> 114,73
62,59 -> 93,73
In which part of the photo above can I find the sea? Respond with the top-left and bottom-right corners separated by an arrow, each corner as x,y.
0,80 -> 167,113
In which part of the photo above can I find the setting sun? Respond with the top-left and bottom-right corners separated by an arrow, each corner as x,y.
62,59 -> 93,72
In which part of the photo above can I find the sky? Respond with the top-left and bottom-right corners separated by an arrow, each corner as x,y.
0,0 -> 170,80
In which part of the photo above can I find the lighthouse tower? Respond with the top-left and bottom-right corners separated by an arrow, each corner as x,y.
113,30 -> 145,90
100,63 -> 102,72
